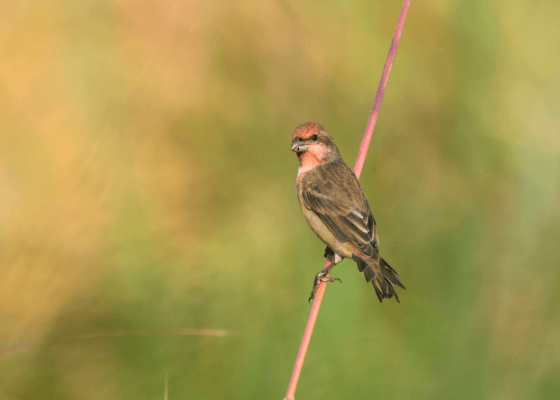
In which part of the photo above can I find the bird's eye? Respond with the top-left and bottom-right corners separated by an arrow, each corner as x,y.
311,134 -> 318,141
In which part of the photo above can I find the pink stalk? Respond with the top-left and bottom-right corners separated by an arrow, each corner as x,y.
284,1 -> 411,399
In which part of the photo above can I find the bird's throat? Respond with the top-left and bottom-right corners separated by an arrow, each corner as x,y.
297,149 -> 326,178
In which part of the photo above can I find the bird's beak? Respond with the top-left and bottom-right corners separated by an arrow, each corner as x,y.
291,140 -> 308,153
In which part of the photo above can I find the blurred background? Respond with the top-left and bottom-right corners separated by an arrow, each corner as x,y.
1,0 -> 559,399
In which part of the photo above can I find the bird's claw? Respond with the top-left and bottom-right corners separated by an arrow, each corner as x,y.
308,271 -> 342,303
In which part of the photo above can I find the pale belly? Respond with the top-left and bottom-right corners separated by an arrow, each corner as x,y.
301,205 -> 355,259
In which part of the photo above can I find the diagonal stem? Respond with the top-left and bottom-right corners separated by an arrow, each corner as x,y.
284,1 -> 411,399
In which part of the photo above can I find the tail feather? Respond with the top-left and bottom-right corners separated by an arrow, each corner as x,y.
352,255 -> 405,303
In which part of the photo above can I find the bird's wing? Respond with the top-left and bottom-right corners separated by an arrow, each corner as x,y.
302,160 -> 379,259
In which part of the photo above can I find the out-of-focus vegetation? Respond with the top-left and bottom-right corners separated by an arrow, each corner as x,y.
1,1 -> 559,399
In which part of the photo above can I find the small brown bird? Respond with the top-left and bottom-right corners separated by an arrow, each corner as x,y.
292,122 -> 405,302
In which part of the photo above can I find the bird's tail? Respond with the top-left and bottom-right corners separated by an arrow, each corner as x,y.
353,255 -> 405,302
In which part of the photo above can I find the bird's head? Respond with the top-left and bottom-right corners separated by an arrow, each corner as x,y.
291,122 -> 341,166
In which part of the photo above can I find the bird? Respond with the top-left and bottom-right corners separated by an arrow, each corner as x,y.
291,122 -> 405,303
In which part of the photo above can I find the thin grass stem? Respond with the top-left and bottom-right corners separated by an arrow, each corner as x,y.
284,1 -> 411,398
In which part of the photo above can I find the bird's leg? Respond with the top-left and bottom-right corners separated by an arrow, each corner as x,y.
324,246 -> 335,258
309,252 -> 343,303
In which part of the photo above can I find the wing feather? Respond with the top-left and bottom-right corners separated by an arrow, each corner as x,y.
302,160 -> 379,259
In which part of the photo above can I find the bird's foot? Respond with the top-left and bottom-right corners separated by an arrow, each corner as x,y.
308,270 -> 342,303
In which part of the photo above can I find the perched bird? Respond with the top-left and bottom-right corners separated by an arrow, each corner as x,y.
291,122 -> 405,302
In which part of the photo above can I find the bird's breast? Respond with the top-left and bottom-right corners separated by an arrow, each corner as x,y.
296,180 -> 355,259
